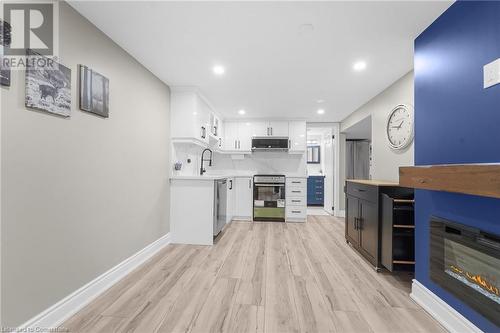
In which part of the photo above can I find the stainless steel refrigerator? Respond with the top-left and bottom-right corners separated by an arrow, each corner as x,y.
346,140 -> 371,180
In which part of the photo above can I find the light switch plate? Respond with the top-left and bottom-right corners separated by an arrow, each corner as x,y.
484,58 -> 500,88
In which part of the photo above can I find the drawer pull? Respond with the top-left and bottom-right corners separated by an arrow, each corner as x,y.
292,200 -> 300,203
292,190 -> 301,193
357,189 -> 366,192
292,181 -> 301,184
292,210 -> 301,214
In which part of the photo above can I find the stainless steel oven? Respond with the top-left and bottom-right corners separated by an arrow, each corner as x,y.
253,175 -> 285,222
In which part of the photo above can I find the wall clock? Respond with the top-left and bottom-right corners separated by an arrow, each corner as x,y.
386,104 -> 414,150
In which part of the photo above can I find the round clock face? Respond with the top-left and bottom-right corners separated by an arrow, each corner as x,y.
386,104 -> 414,150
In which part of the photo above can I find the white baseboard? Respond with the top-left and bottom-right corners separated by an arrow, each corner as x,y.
19,232 -> 171,330
335,209 -> 345,218
410,279 -> 483,333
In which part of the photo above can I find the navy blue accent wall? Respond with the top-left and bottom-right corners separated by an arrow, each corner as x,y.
414,1 -> 500,331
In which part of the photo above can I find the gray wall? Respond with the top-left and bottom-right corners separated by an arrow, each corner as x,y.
341,71 -> 414,181
1,2 -> 170,326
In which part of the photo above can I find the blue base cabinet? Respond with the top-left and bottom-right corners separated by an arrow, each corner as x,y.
307,176 -> 324,206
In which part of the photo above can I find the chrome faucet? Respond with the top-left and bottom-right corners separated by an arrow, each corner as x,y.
200,148 -> 213,175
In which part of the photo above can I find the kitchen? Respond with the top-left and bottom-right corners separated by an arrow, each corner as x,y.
169,88 -> 331,245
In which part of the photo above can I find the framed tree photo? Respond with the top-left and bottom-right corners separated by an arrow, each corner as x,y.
79,65 -> 109,118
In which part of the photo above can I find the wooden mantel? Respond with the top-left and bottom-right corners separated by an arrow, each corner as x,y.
399,164 -> 500,199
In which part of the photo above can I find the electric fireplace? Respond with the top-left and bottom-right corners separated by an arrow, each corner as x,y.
430,217 -> 500,326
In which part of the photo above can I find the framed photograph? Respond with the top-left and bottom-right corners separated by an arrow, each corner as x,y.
0,66 -> 10,86
79,65 -> 109,118
25,50 -> 71,117
0,48 -> 10,87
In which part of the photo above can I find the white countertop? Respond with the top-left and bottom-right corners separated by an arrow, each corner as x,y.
170,173 -> 307,180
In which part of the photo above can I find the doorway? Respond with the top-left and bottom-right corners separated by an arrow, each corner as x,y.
306,126 -> 334,216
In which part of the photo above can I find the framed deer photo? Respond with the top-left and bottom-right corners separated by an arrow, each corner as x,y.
79,65 -> 109,118
25,50 -> 71,117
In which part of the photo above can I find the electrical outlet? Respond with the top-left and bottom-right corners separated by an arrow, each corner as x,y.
483,58 -> 500,88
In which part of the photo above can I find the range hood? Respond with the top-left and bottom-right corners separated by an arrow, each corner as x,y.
251,137 -> 289,152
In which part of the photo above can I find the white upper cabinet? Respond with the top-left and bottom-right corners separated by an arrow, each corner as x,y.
249,121 -> 289,137
268,121 -> 289,137
224,121 -> 239,150
288,121 -> 307,152
238,122 -> 253,151
209,113 -> 221,138
250,121 -> 268,137
223,121 -> 252,151
171,91 -> 209,144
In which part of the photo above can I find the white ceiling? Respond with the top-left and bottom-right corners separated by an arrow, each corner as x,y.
69,1 -> 452,122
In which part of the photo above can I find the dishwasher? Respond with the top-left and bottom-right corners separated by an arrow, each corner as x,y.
213,179 -> 227,236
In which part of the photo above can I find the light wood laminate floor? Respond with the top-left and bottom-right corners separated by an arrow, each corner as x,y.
64,216 -> 446,333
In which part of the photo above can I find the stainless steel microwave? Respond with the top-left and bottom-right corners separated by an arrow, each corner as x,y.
251,137 -> 289,152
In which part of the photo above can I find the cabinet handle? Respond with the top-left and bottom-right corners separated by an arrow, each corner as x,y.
358,217 -> 363,230
267,127 -> 270,136
354,217 -> 358,230
201,126 -> 206,139
238,140 -> 241,149
289,139 -> 291,148
357,189 -> 366,192
292,200 -> 300,203
271,127 -> 273,136
249,179 -> 252,188
292,181 -> 301,184
229,180 -> 233,190
292,190 -> 301,193
292,210 -> 301,214
234,140 -> 237,149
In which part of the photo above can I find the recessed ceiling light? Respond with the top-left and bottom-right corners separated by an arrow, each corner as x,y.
238,109 -> 246,115
353,61 -> 367,72
317,109 -> 325,115
213,65 -> 225,75
193,112 -> 197,115
316,99 -> 325,104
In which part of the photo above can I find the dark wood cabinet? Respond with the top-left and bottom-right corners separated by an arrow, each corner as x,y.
345,180 -> 413,270
345,195 -> 360,245
359,200 -> 378,262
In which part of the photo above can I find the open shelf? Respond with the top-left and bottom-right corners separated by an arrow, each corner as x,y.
393,260 -> 415,265
399,163 -> 500,199
393,224 -> 415,229
382,193 -> 415,272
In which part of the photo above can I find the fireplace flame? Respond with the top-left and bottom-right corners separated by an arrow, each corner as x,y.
450,265 -> 499,296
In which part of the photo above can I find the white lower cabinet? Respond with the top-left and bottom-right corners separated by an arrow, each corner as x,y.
286,177 -> 307,222
233,177 -> 253,220
226,177 -> 235,224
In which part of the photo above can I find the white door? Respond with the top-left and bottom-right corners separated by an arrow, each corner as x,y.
234,177 -> 253,219
238,122 -> 253,151
224,122 -> 238,150
289,121 -> 306,151
269,121 -> 289,137
323,130 -> 334,215
250,121 -> 269,137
